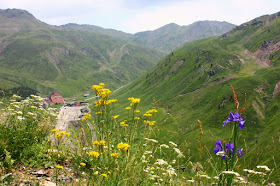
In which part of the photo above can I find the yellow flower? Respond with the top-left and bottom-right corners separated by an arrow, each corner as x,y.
99,140 -> 106,146
117,143 -> 130,151
107,171 -> 111,175
134,117 -> 140,120
94,140 -> 106,146
134,110 -> 140,113
128,97 -> 140,106
95,111 -> 102,115
125,107 -> 131,110
145,121 -> 156,126
80,162 -> 86,167
56,132 -> 63,139
88,151 -> 100,158
113,115 -> 120,119
120,122 -> 128,127
111,153 -> 120,158
56,166 -> 63,170
143,113 -> 152,117
51,129 -> 59,133
99,83 -> 105,87
100,174 -> 107,178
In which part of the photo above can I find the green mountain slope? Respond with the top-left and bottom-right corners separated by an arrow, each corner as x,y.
0,9 -> 165,97
113,12 -> 280,181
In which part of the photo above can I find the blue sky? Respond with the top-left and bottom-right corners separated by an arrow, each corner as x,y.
1,0 -> 280,33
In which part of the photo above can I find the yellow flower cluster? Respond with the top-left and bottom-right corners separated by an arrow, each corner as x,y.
134,117 -> 140,120
143,108 -> 158,118
95,99 -> 118,107
82,113 -> 91,121
144,120 -> 156,126
128,97 -> 140,106
55,131 -> 70,138
111,152 -> 120,158
113,115 -> 120,119
117,143 -> 130,151
125,107 -> 131,110
80,162 -> 86,167
89,151 -> 100,157
120,121 -> 128,127
93,140 -> 106,146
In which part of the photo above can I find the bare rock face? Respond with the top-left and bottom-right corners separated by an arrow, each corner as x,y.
273,81 -> 280,98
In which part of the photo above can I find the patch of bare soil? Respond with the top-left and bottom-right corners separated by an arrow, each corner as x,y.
253,40 -> 280,68
165,59 -> 184,78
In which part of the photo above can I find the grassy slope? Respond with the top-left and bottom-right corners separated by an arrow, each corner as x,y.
112,12 -> 280,181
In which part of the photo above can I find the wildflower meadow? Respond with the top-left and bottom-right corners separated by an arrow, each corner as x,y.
0,84 -> 277,185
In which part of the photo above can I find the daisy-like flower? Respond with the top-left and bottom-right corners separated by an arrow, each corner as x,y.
80,162 -> 86,167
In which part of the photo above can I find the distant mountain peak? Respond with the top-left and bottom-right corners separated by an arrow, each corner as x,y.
0,8 -> 35,19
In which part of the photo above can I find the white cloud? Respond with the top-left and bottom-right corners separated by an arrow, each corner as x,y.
120,0 -> 280,33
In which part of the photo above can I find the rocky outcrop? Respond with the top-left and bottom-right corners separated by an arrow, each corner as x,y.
273,81 -> 280,98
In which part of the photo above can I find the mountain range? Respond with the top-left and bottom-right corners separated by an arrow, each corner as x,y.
0,8 -> 235,96
61,21 -> 236,52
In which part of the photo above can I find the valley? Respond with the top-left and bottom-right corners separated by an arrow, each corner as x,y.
0,8 -> 280,185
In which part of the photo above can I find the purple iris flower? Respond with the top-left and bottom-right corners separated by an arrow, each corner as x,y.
223,112 -> 245,129
213,141 -> 243,159
213,140 -> 225,159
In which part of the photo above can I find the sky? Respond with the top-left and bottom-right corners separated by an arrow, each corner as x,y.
1,0 -> 280,33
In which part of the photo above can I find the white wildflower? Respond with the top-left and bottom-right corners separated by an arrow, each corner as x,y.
173,147 -> 181,154
171,160 -> 176,164
216,151 -> 225,157
187,180 -> 195,183
160,144 -> 169,149
169,141 -> 177,147
166,166 -> 177,176
31,106 -> 37,109
17,116 -> 25,121
198,174 -> 211,179
15,111 -> 23,115
93,171 -> 99,175
13,105 -> 20,109
144,151 -> 152,155
144,138 -> 158,143
154,159 -> 168,166
221,170 -> 240,177
27,112 -> 36,116
256,165 -> 271,172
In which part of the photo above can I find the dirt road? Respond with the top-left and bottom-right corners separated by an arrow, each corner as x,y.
56,106 -> 86,131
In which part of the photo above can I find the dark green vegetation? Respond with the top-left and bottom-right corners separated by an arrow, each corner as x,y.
62,21 -> 236,53
113,12 -> 280,182
0,9 -> 164,97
